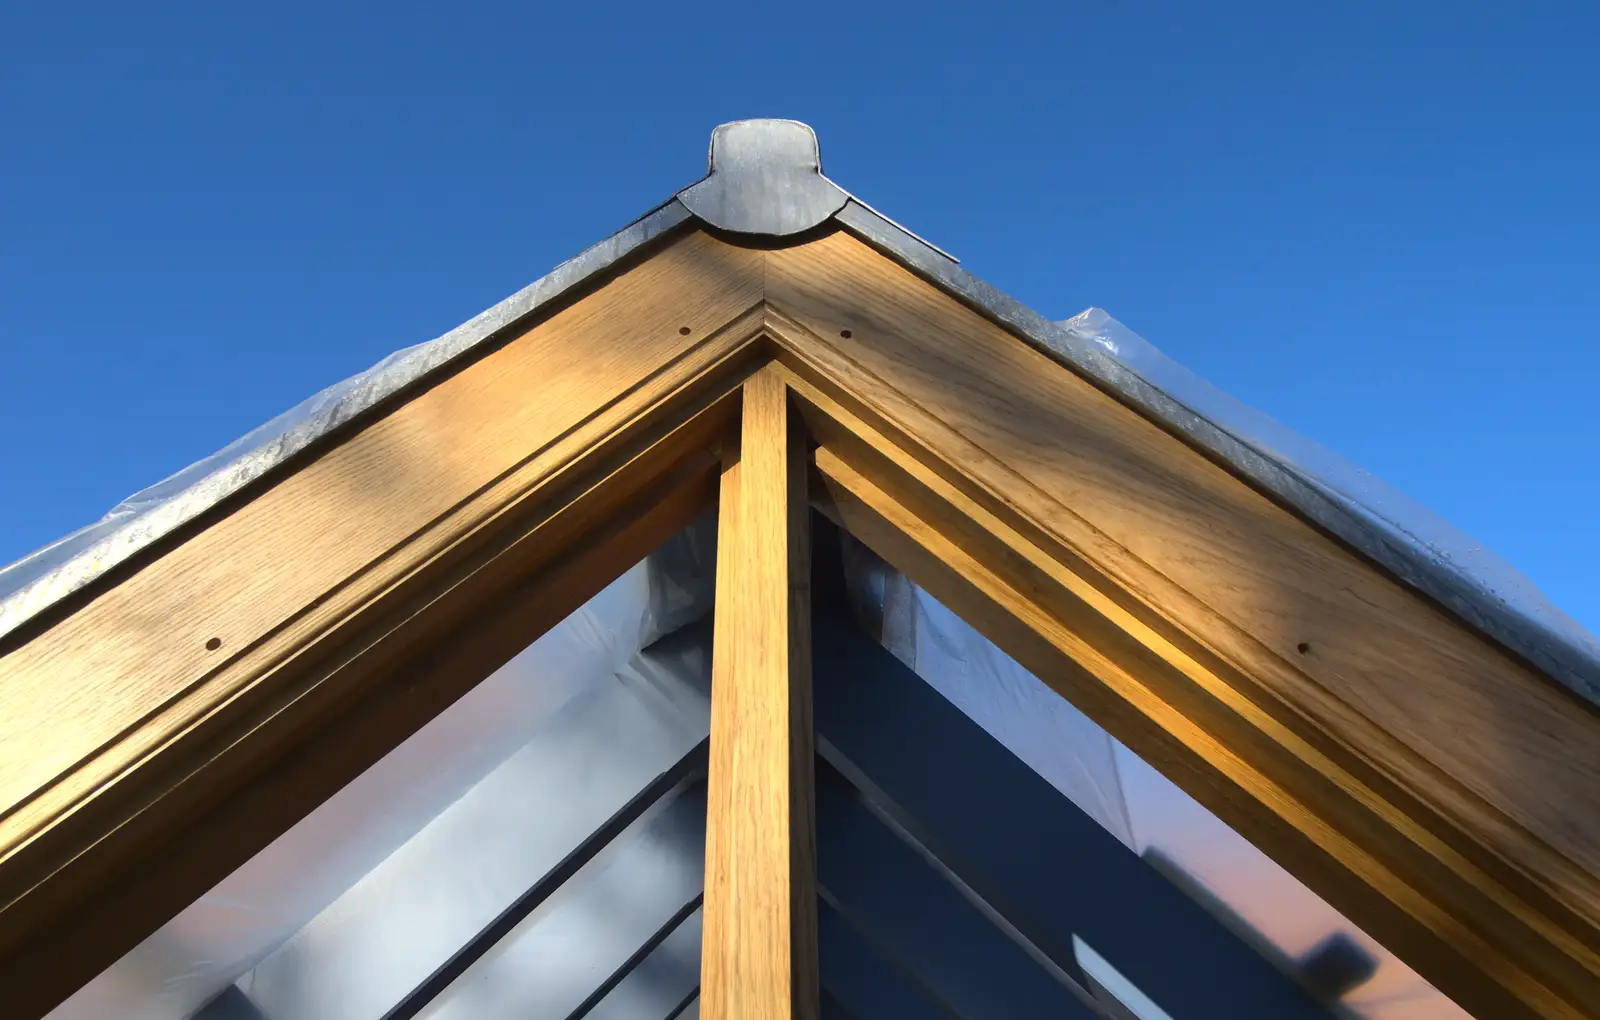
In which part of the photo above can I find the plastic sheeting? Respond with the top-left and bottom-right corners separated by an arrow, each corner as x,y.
841,535 -> 1136,848
411,785 -> 705,1020
0,200 -> 690,643
50,522 -> 716,1020
1059,308 -> 1600,677
4,225 -> 1595,708
14,288 -> 1586,1020
838,534 -> 1470,1020
584,907 -> 703,1020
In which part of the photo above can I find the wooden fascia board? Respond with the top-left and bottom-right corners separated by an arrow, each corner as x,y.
0,228 -> 772,1017
761,229 -> 1600,910
1,217 -> 1596,1020
3,402 -> 731,1019
767,353 -> 1599,1017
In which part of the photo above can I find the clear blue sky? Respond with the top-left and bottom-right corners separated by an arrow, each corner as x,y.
2,3 -> 1595,635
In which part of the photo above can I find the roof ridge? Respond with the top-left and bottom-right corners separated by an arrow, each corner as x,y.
2,119 -> 1594,706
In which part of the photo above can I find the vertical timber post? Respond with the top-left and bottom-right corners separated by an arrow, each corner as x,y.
701,366 -> 819,1020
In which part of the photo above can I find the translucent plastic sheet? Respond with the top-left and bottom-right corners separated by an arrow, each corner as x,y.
584,906 -> 702,1020
841,534 -> 1136,848
1059,308 -> 1600,677
839,540 -> 1469,1020
410,785 -> 705,1020
51,524 -> 715,1020
5,262 -> 1592,707
0,200 -> 690,642
0,335 -> 483,637
7,229 -> 1587,1018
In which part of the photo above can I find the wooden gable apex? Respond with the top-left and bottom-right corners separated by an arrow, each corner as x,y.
1,121 -> 1597,1020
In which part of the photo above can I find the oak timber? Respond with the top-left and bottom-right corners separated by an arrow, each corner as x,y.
0,228 -> 767,1016
0,228 -> 761,855
785,363 -> 1596,1018
0,219 -> 1596,1020
701,367 -> 819,1020
764,230 -> 1600,916
805,546 -> 1334,1019
766,231 -> 1600,900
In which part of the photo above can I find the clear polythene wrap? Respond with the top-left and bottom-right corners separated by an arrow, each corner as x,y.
0,200 -> 691,643
49,519 -> 717,1020
3,209 -> 1593,705
838,535 -> 1469,1020
1056,307 -> 1600,693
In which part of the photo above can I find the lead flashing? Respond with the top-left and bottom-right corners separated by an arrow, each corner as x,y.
677,119 -> 850,237
3,120 -> 1594,711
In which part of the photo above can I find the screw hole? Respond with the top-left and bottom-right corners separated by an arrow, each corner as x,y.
205,637 -> 222,652
678,326 -> 692,335
839,329 -> 853,339
1296,642 -> 1311,655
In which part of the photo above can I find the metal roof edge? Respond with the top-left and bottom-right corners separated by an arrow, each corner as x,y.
3,118 -> 1594,711
0,199 -> 693,642
0,119 -> 917,643
834,198 -> 1600,706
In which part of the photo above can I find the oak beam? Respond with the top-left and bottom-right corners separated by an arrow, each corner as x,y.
806,556 -> 1334,1019
764,232 -> 1600,944
1,385 -> 739,1019
785,365 -> 1597,1020
0,230 -> 766,985
701,367 -> 818,1020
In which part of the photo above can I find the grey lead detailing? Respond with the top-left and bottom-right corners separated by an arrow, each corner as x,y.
0,200 -> 690,641
680,118 -> 957,260
836,199 -> 1600,704
678,120 -> 849,236
2,119 -> 1594,710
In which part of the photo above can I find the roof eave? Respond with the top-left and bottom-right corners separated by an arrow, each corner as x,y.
2,118 -> 1594,707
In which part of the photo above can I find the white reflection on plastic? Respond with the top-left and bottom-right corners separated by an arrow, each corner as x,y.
1061,308 -> 1599,668
841,533 -> 1135,848
50,520 -> 716,1020
840,540 -> 1470,1020
413,786 -> 705,1020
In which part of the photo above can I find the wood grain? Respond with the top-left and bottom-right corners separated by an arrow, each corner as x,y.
6,216 -> 1597,1020
2,400 -> 729,1019
701,366 -> 818,1020
0,229 -> 764,970
765,231 -> 1600,900
804,419 -> 1579,1019
775,350 -> 1600,1017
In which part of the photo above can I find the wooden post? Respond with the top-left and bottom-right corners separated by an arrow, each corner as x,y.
701,366 -> 818,1020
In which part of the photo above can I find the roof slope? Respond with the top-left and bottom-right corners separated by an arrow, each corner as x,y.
4,121 -> 1597,1020
2,119 -> 1592,706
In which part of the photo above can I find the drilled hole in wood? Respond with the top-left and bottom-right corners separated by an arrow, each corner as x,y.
205,637 -> 222,652
840,329 -> 853,339
678,326 -> 692,335
1297,642 -> 1311,655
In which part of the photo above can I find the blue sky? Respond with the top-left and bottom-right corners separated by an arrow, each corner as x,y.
1,3 -> 1595,635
